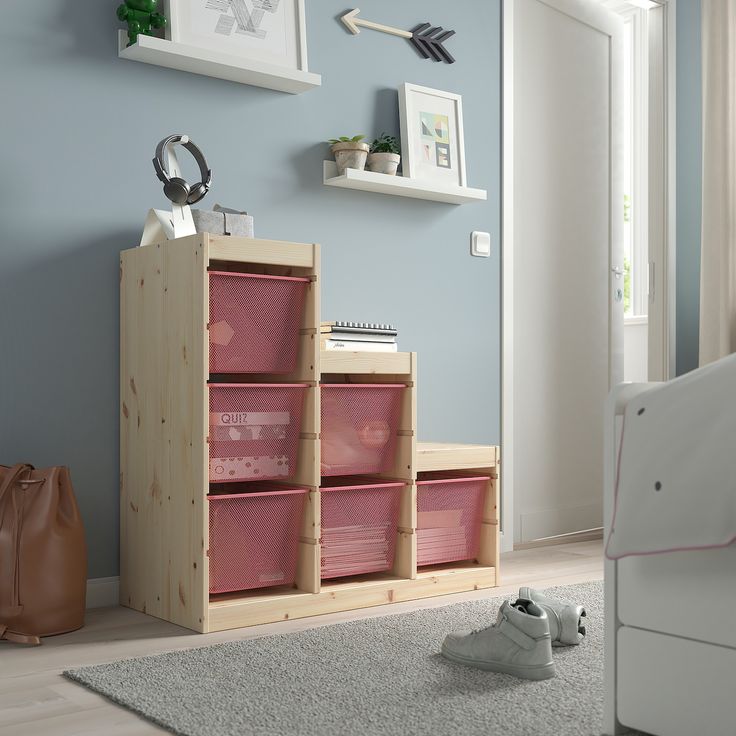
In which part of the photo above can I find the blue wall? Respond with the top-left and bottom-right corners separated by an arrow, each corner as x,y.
0,1 -> 501,578
676,0 -> 702,374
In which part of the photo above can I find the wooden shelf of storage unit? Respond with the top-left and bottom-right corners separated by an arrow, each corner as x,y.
320,349 -> 414,376
416,442 -> 498,473
120,234 -> 498,633
208,565 -> 495,631
416,442 -> 500,584
320,350 -> 418,581
120,234 -> 320,633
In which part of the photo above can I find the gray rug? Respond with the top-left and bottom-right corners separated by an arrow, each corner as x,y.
66,581 -> 608,736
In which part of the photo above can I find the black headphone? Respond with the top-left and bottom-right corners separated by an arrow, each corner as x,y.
152,134 -> 212,206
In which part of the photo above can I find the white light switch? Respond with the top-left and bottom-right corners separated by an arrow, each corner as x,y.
471,231 -> 491,257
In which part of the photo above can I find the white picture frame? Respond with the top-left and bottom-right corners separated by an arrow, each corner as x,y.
165,0 -> 309,72
399,83 -> 467,187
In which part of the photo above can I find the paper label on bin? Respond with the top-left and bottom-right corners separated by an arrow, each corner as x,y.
211,411 -> 290,426
209,456 -> 290,480
259,571 -> 286,583
418,510 -> 463,528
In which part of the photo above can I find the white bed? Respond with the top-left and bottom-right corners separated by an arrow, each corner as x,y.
603,366 -> 736,736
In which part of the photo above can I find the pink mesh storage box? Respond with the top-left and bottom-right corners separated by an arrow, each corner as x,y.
320,478 -> 403,579
208,486 -> 306,594
416,474 -> 488,567
208,271 -> 308,374
209,383 -> 308,482
320,384 -> 405,476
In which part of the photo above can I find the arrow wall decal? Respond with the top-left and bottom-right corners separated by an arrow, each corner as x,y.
340,8 -> 456,64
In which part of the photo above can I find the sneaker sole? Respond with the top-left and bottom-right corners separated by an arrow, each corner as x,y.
440,644 -> 557,680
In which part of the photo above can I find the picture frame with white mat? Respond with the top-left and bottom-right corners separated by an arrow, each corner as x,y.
164,0 -> 309,72
399,83 -> 467,186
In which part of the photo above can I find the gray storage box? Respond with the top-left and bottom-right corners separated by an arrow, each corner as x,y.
192,204 -> 254,237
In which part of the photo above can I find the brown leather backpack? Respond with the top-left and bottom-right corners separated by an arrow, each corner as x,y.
0,464 -> 87,645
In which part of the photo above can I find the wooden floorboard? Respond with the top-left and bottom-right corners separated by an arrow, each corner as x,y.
0,540 -> 604,736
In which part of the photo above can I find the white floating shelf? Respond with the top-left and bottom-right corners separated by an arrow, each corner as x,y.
118,31 -> 321,94
322,161 -> 487,205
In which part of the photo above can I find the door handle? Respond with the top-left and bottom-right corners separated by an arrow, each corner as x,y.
612,266 -> 624,303
649,261 -> 655,302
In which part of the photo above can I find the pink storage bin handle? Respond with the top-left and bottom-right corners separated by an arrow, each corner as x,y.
320,383 -> 406,388
416,475 -> 490,485
208,488 -> 307,500
208,270 -> 309,283
320,482 -> 405,493
208,382 -> 309,388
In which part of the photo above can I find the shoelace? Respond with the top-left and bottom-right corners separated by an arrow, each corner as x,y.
468,604 -> 518,636
469,622 -> 496,636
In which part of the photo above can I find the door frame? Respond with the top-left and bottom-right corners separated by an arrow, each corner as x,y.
500,0 -> 514,552
648,0 -> 677,381
597,0 -> 677,382
500,0 -> 627,550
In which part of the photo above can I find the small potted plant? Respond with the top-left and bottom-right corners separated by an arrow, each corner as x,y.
328,135 -> 370,175
367,133 -> 401,176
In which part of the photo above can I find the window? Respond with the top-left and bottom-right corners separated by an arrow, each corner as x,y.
621,8 -> 649,319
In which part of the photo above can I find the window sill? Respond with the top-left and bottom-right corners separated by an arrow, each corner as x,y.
624,315 -> 649,326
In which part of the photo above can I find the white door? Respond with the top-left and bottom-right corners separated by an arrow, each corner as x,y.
502,0 -> 624,546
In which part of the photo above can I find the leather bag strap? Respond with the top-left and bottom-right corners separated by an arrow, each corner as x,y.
0,624 -> 41,646
0,464 -> 34,504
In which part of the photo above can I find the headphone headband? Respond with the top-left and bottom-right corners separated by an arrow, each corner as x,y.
152,134 -> 212,205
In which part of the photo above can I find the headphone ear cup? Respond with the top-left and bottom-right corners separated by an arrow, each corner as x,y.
187,182 -> 208,204
163,177 -> 190,205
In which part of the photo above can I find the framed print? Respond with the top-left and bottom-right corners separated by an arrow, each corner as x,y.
165,0 -> 309,71
399,83 -> 467,187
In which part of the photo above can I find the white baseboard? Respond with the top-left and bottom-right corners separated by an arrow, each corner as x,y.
513,528 -> 603,551
519,501 -> 603,544
86,576 -> 120,609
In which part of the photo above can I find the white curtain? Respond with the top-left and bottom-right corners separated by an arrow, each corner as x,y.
700,0 -> 736,365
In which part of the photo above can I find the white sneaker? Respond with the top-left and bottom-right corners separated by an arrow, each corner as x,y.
441,599 -> 556,680
519,587 -> 587,646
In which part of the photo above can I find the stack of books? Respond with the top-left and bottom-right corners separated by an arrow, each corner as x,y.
321,321 -> 398,352
321,523 -> 393,577
417,526 -> 469,566
417,508 -> 470,566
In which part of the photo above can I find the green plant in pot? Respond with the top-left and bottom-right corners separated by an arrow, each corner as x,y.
367,133 -> 401,176
328,135 -> 369,175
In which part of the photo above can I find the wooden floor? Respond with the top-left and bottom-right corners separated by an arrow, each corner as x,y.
0,539 -> 603,736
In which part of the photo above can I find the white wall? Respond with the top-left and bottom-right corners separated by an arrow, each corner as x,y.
0,0 -> 501,578
624,319 -> 648,382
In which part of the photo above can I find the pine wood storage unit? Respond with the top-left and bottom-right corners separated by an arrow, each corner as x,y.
120,234 -> 499,633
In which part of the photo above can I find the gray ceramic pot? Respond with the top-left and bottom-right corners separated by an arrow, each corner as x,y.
331,141 -> 370,175
366,152 -> 401,176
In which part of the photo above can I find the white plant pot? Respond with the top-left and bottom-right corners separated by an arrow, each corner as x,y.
366,152 -> 401,176
331,141 -> 370,175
